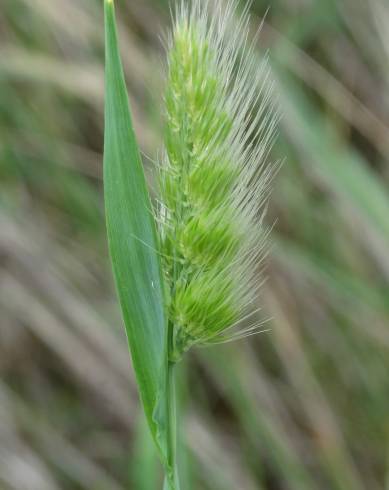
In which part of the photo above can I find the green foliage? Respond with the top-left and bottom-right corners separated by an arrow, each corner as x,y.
103,0 -> 168,469
104,2 -> 277,486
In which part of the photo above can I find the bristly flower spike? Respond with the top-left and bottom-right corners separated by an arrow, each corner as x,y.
159,0 -> 279,362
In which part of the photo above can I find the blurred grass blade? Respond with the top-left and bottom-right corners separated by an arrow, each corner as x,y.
103,0 -> 168,464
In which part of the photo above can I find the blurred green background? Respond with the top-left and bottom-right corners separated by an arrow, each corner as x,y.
1,0 -> 389,489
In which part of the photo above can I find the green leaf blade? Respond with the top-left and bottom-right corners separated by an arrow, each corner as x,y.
103,0 -> 167,463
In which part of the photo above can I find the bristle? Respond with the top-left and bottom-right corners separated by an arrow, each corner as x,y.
159,0 -> 278,361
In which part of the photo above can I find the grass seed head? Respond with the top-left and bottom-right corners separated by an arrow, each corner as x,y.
159,0 -> 279,361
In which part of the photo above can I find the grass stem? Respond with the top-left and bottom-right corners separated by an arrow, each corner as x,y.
164,361 -> 180,490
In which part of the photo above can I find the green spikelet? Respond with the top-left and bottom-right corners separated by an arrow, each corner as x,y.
159,0 -> 279,362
